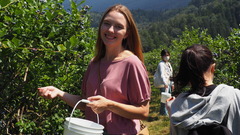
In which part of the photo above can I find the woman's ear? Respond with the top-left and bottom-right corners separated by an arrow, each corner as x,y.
211,63 -> 216,73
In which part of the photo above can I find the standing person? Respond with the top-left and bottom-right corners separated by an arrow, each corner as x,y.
155,49 -> 173,115
167,44 -> 240,135
38,4 -> 151,135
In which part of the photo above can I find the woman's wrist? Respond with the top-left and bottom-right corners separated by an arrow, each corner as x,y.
57,90 -> 65,99
107,99 -> 116,111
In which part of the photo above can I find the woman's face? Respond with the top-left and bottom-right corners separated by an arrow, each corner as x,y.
163,54 -> 170,62
100,11 -> 128,49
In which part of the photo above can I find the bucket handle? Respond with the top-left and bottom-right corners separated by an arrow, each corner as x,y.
68,99 -> 99,129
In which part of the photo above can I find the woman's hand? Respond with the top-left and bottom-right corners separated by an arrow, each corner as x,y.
87,95 -> 110,114
166,96 -> 175,102
87,96 -> 149,120
38,86 -> 64,99
166,96 -> 175,115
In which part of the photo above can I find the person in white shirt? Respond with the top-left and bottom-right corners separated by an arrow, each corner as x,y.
156,49 -> 174,115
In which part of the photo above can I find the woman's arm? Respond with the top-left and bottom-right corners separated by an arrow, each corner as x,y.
87,95 -> 149,120
38,86 -> 86,110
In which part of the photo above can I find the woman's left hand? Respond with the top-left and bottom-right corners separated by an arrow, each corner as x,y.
87,95 -> 149,120
87,95 -> 110,114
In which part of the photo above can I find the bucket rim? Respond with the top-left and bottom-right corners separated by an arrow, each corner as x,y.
64,123 -> 103,134
65,117 -> 104,130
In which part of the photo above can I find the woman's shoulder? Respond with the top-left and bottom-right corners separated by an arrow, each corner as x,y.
209,84 -> 240,101
215,84 -> 236,92
123,54 -> 144,66
159,61 -> 166,65
118,50 -> 140,63
118,54 -> 148,73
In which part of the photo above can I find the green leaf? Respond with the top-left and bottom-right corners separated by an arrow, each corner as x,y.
6,40 -> 16,49
16,53 -> 23,59
57,44 -> 66,51
4,15 -> 12,21
12,37 -> 20,46
70,36 -> 78,46
13,7 -> 22,15
48,32 -> 55,38
22,48 -> 30,54
0,30 -> 7,38
46,41 -> 54,48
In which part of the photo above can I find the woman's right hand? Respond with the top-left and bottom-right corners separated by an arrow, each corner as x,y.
38,86 -> 64,99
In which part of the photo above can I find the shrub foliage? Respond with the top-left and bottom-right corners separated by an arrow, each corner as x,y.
0,0 -> 95,134
145,27 -> 240,92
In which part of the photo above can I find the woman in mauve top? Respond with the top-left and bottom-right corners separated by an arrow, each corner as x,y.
38,4 -> 151,134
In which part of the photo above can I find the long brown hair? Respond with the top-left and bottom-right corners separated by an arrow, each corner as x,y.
93,4 -> 143,62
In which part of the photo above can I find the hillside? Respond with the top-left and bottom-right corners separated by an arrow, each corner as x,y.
63,0 -> 191,12
137,0 -> 240,51
66,0 -> 240,52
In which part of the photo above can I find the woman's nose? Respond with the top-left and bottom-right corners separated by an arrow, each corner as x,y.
108,25 -> 114,33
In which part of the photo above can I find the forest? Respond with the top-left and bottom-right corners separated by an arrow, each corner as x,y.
139,0 -> 240,52
90,0 -> 240,52
0,0 -> 239,134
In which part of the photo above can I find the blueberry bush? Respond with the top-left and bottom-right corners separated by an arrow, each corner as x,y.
0,0 -> 96,134
145,27 -> 240,90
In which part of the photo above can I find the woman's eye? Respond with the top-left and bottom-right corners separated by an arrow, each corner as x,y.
116,25 -> 123,29
103,22 -> 110,26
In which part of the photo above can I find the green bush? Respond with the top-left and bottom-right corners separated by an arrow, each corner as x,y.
145,27 -> 240,90
171,27 -> 240,88
0,0 -> 96,134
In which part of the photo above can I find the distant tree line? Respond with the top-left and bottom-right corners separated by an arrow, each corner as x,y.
139,0 -> 240,52
89,0 -> 240,52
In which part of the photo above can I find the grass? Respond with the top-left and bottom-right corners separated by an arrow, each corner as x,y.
142,81 -> 171,135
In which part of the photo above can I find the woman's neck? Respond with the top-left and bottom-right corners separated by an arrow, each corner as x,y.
104,47 -> 123,61
104,46 -> 132,61
205,81 -> 214,86
204,72 -> 214,86
204,64 -> 215,86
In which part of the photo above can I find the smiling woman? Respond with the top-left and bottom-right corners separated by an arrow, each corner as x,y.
38,4 -> 151,135
94,4 -> 143,62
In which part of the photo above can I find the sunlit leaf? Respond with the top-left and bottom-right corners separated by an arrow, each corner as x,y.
57,44 -> 66,51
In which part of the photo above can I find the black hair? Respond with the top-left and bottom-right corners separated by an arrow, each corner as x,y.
161,49 -> 170,56
174,44 -> 215,93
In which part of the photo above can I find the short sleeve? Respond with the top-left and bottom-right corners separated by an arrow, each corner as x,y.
127,58 -> 151,105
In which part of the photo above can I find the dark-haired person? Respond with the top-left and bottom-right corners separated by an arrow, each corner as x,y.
38,4 -> 151,134
156,49 -> 173,115
167,44 -> 240,135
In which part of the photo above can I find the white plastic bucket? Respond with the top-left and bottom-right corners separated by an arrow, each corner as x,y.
63,100 -> 104,135
63,122 -> 103,135
161,92 -> 171,103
